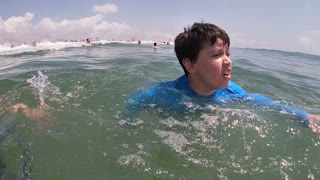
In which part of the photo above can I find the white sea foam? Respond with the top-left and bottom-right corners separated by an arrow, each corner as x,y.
154,129 -> 189,153
0,40 -> 164,56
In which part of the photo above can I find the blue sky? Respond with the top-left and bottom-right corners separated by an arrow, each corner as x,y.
1,0 -> 320,55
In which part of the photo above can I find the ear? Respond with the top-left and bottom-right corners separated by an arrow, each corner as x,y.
182,58 -> 196,74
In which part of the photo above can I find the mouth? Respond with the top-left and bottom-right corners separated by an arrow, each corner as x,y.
223,70 -> 231,79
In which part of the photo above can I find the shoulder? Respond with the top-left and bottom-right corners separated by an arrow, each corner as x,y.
169,75 -> 194,92
225,81 -> 247,94
127,77 -> 180,102
212,81 -> 247,101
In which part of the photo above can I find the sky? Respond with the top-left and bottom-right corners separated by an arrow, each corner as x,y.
0,0 -> 320,55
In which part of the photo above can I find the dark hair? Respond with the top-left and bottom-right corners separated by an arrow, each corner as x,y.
174,22 -> 230,76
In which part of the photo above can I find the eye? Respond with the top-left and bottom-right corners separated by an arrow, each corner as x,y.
210,52 -> 221,57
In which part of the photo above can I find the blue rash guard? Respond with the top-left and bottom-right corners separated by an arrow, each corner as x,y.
126,75 -> 309,127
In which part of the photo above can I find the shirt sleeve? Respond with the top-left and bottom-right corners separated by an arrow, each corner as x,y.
125,87 -> 157,113
227,81 -> 309,127
243,93 -> 309,127
120,88 -> 156,124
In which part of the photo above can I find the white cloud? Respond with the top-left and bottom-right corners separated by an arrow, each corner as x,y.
297,29 -> 320,54
93,3 -> 118,14
0,12 -> 33,33
37,17 -> 57,31
306,29 -> 320,36
299,36 -> 313,46
0,12 -> 171,44
228,32 -> 320,55
229,33 -> 270,49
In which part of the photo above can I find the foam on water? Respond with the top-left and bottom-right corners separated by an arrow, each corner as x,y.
0,40 -> 170,56
118,92 -> 320,175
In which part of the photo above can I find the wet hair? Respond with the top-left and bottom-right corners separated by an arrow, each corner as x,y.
174,22 -> 230,76
154,42 -> 157,46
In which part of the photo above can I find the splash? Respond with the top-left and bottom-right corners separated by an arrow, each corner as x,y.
26,71 -> 52,106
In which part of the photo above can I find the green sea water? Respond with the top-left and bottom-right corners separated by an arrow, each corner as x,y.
0,43 -> 320,179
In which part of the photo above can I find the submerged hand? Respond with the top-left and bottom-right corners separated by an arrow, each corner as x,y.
9,103 -> 53,128
308,114 -> 320,134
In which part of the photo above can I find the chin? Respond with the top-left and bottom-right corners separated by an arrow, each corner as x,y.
220,81 -> 229,89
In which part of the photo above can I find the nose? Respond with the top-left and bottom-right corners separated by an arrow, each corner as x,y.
222,55 -> 232,65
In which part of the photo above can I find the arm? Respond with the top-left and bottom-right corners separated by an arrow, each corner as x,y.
227,82 -> 308,122
124,83 -> 186,119
8,103 -> 53,128
243,93 -> 320,134
126,88 -> 157,112
243,93 -> 309,127
229,82 -> 320,133
123,87 -> 159,122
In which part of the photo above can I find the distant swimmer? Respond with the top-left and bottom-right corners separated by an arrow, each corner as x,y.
166,42 -> 170,45
86,38 -> 92,44
153,42 -> 159,49
138,40 -> 141,45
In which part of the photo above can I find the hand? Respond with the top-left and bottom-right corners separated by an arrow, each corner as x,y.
8,103 -> 28,113
9,103 -> 53,128
307,114 -> 320,134
27,108 -> 53,128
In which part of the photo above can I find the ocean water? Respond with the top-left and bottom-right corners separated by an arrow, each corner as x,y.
0,41 -> 320,179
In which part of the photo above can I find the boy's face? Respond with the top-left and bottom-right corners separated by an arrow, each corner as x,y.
190,38 -> 232,95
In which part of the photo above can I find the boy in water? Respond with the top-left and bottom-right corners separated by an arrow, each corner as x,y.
126,22 -> 320,133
